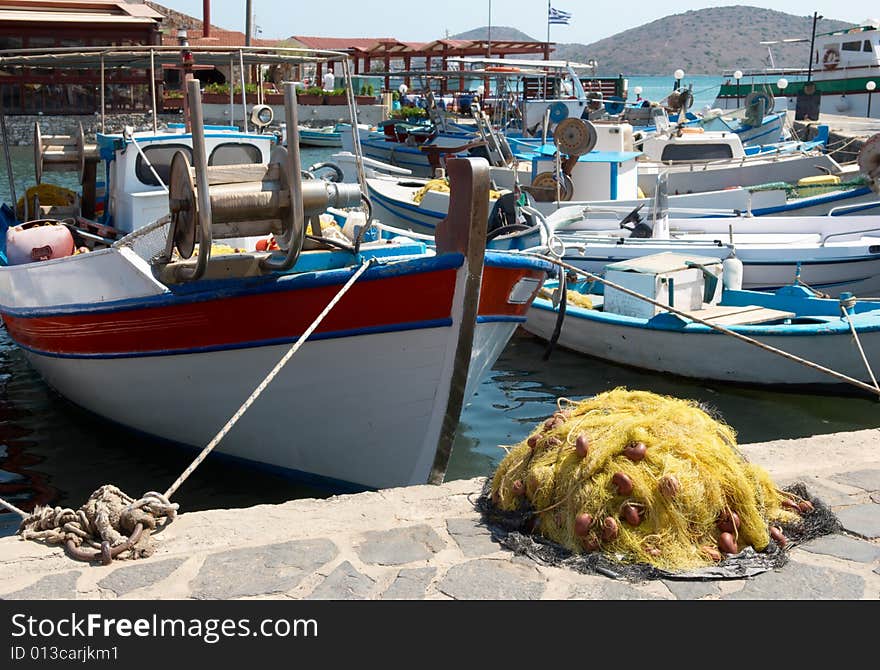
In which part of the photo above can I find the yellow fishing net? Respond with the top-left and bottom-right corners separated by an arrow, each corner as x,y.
490,388 -> 806,571
412,178 -> 504,204
537,287 -> 593,310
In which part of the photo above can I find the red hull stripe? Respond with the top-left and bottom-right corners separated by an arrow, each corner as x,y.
4,269 -> 458,356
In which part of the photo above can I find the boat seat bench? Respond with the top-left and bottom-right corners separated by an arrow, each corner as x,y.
689,304 -> 796,326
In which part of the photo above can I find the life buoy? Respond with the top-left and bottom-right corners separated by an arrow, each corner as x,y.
822,47 -> 840,70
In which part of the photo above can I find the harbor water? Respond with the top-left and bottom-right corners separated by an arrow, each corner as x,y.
2,98 -> 879,537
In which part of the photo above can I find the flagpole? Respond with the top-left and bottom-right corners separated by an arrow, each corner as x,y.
487,0 -> 492,58
547,0 -> 551,46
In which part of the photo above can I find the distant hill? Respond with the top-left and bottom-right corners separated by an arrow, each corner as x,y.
450,26 -> 538,42
551,6 -> 855,75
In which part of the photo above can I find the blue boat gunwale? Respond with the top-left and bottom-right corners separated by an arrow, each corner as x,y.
531,283 -> 880,337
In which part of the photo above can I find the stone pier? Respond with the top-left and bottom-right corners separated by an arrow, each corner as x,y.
0,429 -> 879,600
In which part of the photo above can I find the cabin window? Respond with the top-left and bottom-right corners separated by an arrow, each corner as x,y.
841,41 -> 861,52
660,143 -> 734,161
135,144 -> 192,186
865,40 -> 874,52
208,143 -> 263,166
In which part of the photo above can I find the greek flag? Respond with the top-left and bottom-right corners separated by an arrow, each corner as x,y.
548,6 -> 572,25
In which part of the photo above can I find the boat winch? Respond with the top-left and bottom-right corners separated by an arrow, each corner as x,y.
164,79 -> 362,281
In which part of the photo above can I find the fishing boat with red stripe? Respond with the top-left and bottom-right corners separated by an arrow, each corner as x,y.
0,47 -> 551,491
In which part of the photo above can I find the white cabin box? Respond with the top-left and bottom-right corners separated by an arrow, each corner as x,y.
603,252 -> 723,319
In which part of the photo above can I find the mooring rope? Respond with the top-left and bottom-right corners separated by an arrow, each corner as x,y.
839,295 -> 880,393
163,257 -> 376,499
0,257 -> 377,563
532,253 -> 880,398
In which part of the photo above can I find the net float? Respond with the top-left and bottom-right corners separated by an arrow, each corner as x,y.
574,512 -> 594,537
769,526 -> 787,547
602,516 -> 619,541
716,510 -> 741,534
612,472 -> 634,496
581,532 -> 600,552
781,498 -> 801,512
718,532 -> 738,554
575,434 -> 590,458
512,479 -> 526,496
798,500 -> 814,513
658,475 -> 680,499
622,503 -> 642,526
623,441 -> 647,462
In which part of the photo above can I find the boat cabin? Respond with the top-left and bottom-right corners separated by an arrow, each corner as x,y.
640,130 -> 745,163
816,26 -> 880,75
99,124 -> 275,233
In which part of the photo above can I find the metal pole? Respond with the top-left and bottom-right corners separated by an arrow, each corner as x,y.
100,54 -> 105,133
807,12 -> 819,83
487,0 -> 492,59
229,55 -> 234,125
239,50 -> 248,132
150,49 -> 158,133
245,0 -> 253,47
546,0 -> 550,46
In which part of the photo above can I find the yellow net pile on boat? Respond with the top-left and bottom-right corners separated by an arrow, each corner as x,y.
412,178 -> 504,204
490,388 -> 810,571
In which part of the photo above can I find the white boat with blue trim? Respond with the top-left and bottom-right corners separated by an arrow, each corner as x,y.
524,252 -> 880,390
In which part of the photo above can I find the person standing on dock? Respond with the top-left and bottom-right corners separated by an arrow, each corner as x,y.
323,69 -> 335,91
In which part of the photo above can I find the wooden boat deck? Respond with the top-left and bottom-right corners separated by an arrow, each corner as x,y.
689,304 -> 796,326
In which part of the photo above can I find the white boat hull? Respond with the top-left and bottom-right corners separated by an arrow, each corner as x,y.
525,303 -> 880,386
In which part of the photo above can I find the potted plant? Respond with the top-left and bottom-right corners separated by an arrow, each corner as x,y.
296,85 -> 325,105
355,84 -> 375,106
324,87 -> 349,105
162,88 -> 184,110
201,82 -> 231,104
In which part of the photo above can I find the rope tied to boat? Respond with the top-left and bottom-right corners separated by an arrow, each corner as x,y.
838,294 -> 880,394
0,258 -> 378,564
531,253 -> 880,399
14,486 -> 177,565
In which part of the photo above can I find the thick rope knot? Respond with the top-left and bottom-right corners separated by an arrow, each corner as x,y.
18,485 -> 178,563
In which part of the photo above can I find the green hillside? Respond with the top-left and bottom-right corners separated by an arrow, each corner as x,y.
552,6 -> 854,74
452,7 -> 856,75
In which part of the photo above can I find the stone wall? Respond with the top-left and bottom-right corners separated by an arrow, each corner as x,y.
0,113 -> 180,146
1,105 -> 388,146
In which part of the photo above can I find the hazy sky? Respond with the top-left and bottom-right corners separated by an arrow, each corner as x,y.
162,1 -> 880,42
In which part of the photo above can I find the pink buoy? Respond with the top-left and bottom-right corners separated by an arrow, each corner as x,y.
6,221 -> 75,265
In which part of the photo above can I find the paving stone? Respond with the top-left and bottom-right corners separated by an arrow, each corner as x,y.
871,492 -> 880,505
190,539 -> 337,599
98,558 -> 186,596
308,561 -> 375,600
380,568 -> 436,600
446,518 -> 501,557
661,580 -> 721,600
800,534 -> 880,564
2,571 -> 80,600
724,561 -> 865,600
797,480 -> 861,507
438,559 -> 545,600
836,504 -> 880,539
832,469 -> 880,493
356,524 -> 446,566
569,580 -> 667,600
